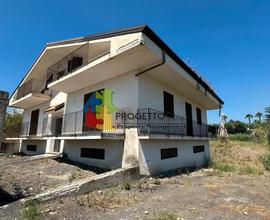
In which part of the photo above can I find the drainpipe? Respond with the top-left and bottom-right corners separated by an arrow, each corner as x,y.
135,49 -> 166,77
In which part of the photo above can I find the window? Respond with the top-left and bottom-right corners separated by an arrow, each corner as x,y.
163,91 -> 174,117
193,145 -> 205,153
161,148 -> 178,160
27,145 -> 37,152
196,108 -> 202,125
81,148 -> 105,159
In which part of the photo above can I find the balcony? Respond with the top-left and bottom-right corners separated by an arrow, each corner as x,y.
9,108 -> 208,139
10,78 -> 51,108
46,42 -> 111,93
46,39 -> 160,94
136,108 -> 208,138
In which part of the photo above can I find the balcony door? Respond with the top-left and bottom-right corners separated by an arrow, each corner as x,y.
55,117 -> 63,136
29,109 -> 39,135
185,102 -> 193,136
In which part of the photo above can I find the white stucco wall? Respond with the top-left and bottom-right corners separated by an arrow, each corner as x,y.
63,139 -> 124,170
20,140 -> 47,155
64,71 -> 139,114
138,74 -> 207,123
138,139 -> 210,175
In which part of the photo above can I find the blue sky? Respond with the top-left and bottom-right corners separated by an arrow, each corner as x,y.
0,0 -> 269,123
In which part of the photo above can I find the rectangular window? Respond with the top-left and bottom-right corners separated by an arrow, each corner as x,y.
193,145 -> 205,153
26,145 -> 37,152
161,148 -> 178,160
80,148 -> 105,159
163,91 -> 174,117
196,108 -> 202,125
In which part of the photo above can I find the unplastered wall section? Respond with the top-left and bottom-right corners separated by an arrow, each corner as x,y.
138,74 -> 207,124
65,71 -> 139,114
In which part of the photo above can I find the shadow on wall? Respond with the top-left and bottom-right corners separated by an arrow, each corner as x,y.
53,157 -> 109,174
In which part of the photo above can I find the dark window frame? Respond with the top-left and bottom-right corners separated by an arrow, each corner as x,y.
163,91 -> 174,118
161,148 -> 178,160
196,107 -> 202,125
26,145 -> 37,152
193,145 -> 205,153
80,148 -> 105,160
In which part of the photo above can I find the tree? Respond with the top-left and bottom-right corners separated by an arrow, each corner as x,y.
265,107 -> 270,145
3,110 -> 23,138
255,112 -> 263,123
245,114 -> 253,124
226,120 -> 248,134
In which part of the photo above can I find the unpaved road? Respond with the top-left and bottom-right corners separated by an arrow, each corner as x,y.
1,171 -> 270,220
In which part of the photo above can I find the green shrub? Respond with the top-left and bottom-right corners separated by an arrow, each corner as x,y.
213,162 -> 234,172
229,133 -> 253,142
21,199 -> 43,220
261,152 -> 270,171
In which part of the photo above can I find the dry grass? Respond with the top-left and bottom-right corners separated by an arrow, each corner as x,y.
210,140 -> 268,175
75,187 -> 140,211
220,202 -> 270,218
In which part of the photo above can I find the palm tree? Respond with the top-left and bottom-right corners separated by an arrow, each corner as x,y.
245,114 -> 253,124
255,112 -> 263,123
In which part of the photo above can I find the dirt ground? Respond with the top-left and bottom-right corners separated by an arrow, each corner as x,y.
0,157 -> 101,206
1,170 -> 270,220
0,140 -> 269,220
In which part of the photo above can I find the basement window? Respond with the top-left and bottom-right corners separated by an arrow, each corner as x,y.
81,148 -> 105,160
26,145 -> 37,152
161,148 -> 178,160
193,145 -> 205,153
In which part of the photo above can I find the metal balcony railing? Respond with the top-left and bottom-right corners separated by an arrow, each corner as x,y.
15,108 -> 208,139
136,108 -> 208,138
16,78 -> 48,100
20,121 -> 45,137
46,43 -> 110,85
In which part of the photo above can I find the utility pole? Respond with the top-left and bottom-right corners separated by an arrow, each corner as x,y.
0,90 -> 9,149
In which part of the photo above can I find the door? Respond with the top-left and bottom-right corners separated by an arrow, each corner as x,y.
53,140 -> 61,152
29,109 -> 39,135
55,117 -> 63,136
185,102 -> 193,136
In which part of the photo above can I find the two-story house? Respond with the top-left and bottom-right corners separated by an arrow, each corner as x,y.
8,25 -> 223,175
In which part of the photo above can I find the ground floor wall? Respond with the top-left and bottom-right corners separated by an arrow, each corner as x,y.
63,139 -> 124,170
138,139 -> 210,175
20,140 -> 47,156
0,141 -> 20,154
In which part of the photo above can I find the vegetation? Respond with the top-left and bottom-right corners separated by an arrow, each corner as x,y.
3,110 -> 23,138
210,140 -> 266,175
245,114 -> 253,124
122,180 -> 132,190
261,152 -> 270,171
21,200 -> 43,220
212,162 -> 235,172
255,112 -> 263,123
143,211 -> 178,220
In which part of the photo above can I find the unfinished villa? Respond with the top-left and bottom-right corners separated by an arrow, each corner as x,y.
8,25 -> 223,175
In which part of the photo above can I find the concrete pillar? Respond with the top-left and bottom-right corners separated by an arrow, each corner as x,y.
0,90 -> 9,149
122,128 -> 139,168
